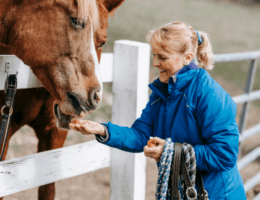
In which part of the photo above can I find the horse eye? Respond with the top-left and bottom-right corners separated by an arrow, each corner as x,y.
70,17 -> 86,29
99,42 -> 106,48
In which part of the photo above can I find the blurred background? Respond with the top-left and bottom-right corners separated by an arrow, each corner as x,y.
5,0 -> 260,199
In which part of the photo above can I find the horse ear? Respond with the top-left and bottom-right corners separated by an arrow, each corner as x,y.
103,0 -> 125,13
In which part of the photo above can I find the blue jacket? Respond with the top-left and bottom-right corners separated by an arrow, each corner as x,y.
102,62 -> 246,200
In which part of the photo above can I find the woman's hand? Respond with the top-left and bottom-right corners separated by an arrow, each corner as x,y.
69,119 -> 106,136
144,137 -> 165,162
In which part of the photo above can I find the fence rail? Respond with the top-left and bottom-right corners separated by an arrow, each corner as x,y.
0,141 -> 110,197
232,90 -> 260,104
214,50 -> 260,62
0,53 -> 115,90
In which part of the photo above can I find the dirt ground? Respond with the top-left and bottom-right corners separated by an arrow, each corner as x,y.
3,74 -> 260,200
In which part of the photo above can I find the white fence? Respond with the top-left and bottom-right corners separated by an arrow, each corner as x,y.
0,40 -> 150,199
0,41 -> 260,199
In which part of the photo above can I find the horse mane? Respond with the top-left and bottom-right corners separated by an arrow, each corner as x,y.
77,0 -> 99,30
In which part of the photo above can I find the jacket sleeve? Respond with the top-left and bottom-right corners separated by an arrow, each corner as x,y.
100,94 -> 155,152
194,73 -> 239,172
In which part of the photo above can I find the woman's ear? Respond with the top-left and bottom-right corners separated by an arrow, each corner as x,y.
184,52 -> 194,65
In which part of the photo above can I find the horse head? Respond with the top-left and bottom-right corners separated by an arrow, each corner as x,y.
0,0 -> 124,129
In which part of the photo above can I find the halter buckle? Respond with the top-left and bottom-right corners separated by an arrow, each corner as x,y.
1,105 -> 13,116
186,187 -> 197,200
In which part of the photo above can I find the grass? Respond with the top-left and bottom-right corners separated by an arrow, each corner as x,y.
100,0 -> 260,109
104,0 -> 260,53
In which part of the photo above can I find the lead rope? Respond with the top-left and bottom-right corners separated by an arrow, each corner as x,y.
155,138 -> 197,200
155,138 -> 174,200
181,144 -> 196,198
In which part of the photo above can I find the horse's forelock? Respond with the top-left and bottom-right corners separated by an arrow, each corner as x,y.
77,0 -> 99,30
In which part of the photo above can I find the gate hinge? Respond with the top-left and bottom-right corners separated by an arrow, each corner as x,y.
5,61 -> 10,74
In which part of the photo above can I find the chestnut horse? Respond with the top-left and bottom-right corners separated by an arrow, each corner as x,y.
0,0 -> 124,199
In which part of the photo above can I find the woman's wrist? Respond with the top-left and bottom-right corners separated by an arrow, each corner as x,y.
96,124 -> 110,143
98,124 -> 108,137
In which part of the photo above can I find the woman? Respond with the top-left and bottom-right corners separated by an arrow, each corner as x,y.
70,21 -> 246,199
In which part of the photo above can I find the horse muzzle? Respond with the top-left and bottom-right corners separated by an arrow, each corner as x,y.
54,89 -> 102,129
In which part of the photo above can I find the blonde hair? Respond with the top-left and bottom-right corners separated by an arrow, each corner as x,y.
146,21 -> 214,70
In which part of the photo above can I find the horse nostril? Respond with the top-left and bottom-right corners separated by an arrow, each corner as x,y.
94,91 -> 101,103
90,89 -> 101,107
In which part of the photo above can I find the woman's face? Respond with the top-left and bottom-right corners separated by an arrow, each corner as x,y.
151,44 -> 187,83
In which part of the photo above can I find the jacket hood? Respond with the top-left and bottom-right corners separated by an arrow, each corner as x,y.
149,62 -> 199,102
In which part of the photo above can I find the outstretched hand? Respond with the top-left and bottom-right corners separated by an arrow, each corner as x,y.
69,119 -> 106,136
144,137 -> 165,162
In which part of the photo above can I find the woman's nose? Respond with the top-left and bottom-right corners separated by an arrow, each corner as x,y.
152,58 -> 159,67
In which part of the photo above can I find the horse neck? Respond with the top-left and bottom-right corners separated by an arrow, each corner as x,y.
0,0 -> 51,48
0,0 -> 19,48
0,2 -> 9,46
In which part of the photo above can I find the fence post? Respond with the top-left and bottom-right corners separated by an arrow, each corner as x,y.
239,59 -> 258,133
110,40 -> 150,200
238,59 -> 258,159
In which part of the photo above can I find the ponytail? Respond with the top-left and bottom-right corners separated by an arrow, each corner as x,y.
196,31 -> 214,70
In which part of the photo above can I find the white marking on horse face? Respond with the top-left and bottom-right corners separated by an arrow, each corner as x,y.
90,25 -> 103,97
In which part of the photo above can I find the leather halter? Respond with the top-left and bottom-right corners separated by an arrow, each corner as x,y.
0,74 -> 17,161
170,143 -> 208,200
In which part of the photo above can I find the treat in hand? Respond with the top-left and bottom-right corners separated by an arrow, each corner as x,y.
147,137 -> 158,147
144,137 -> 165,162
69,119 -> 106,136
